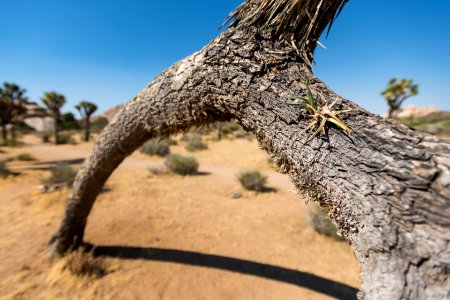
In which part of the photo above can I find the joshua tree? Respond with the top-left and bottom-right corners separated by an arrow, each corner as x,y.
75,101 -> 98,142
382,77 -> 418,118
49,1 -> 449,298
0,82 -> 27,145
0,96 -> 8,144
41,91 -> 66,144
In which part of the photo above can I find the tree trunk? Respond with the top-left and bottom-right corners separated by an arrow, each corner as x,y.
54,116 -> 59,144
10,123 -> 16,146
1,123 -> 6,145
84,117 -> 90,142
218,123 -> 223,141
49,1 -> 450,298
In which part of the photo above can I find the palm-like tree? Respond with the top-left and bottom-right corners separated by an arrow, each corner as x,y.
41,92 -> 66,144
0,83 -> 27,145
75,101 -> 98,142
381,78 -> 418,118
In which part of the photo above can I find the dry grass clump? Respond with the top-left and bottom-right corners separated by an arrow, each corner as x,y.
16,152 -> 36,161
140,139 -> 171,157
237,169 -> 267,192
0,159 -> 13,178
148,165 -> 170,176
185,134 -> 208,152
64,249 -> 108,278
57,132 -> 77,145
307,202 -> 342,239
43,164 -> 77,186
165,154 -> 198,175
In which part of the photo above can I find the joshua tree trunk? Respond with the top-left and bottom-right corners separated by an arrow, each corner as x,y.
53,115 -> 59,144
84,117 -> 90,142
1,123 -> 6,145
49,1 -> 449,298
10,123 -> 16,145
388,107 -> 394,119
217,123 -> 223,141
387,103 -> 399,119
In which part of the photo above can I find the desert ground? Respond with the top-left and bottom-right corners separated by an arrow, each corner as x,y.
0,133 -> 360,299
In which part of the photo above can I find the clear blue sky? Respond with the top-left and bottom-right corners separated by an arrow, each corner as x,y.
1,0 -> 449,115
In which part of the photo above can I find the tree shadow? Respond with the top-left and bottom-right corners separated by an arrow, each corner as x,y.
260,186 -> 277,193
27,158 -> 85,171
87,244 -> 358,300
194,171 -> 211,176
33,158 -> 85,166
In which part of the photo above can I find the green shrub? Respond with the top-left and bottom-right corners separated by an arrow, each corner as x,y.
165,154 -> 198,175
44,164 -> 77,185
90,117 -> 108,133
221,122 -> 241,135
4,138 -> 23,147
61,112 -> 80,130
16,153 -> 36,161
140,139 -> 170,157
185,134 -> 208,152
57,133 -> 76,145
307,202 -> 342,239
15,121 -> 36,133
237,169 -> 267,192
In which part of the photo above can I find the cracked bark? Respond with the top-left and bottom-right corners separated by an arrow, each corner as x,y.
49,1 -> 449,299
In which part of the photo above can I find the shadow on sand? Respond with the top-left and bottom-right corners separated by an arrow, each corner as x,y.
88,245 -> 358,299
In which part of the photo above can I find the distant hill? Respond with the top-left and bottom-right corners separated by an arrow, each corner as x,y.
397,111 -> 450,138
99,104 -> 124,122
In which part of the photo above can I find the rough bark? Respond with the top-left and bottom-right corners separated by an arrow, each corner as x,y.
49,1 -> 449,299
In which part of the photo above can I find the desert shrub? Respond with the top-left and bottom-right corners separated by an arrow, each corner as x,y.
65,249 -> 107,278
221,122 -> 241,135
237,169 -> 267,192
148,166 -> 170,176
57,132 -> 76,145
165,154 -> 198,175
307,202 -> 341,239
90,117 -> 108,133
0,160 -> 12,178
44,163 -> 77,185
41,132 -> 51,143
181,133 -> 198,142
15,121 -> 36,133
61,112 -> 80,130
16,153 -> 36,161
4,138 -> 23,147
167,138 -> 178,145
185,134 -> 208,152
140,139 -> 170,157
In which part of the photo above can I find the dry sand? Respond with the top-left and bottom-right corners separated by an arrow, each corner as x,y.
0,134 -> 360,299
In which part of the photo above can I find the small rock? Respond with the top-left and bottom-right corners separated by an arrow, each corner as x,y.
230,192 -> 242,199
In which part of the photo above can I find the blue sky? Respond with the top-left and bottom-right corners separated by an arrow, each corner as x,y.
1,0 -> 449,115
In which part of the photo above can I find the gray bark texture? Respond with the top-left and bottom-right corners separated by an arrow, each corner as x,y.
49,0 -> 450,299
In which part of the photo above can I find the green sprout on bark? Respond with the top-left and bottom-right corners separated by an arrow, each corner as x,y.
288,83 -> 351,143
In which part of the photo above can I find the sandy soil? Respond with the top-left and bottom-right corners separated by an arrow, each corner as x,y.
0,134 -> 360,300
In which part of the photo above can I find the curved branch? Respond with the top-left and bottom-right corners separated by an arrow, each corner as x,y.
49,48 -> 232,255
49,2 -> 450,298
